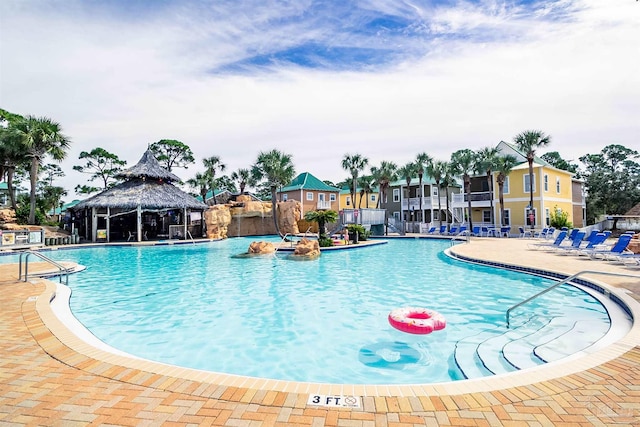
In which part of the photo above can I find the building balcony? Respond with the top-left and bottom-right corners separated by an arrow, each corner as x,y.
451,191 -> 492,208
316,201 -> 332,210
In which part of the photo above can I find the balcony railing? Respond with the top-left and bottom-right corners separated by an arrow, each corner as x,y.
401,196 -> 452,210
452,191 -> 492,204
316,201 -> 332,210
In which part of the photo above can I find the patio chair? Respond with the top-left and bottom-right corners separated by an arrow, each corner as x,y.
471,226 -> 481,236
426,226 -> 437,234
500,226 -> 511,238
553,231 -> 586,253
527,230 -> 567,251
458,225 -> 467,235
518,226 -> 533,238
580,234 -> 633,260
438,225 -> 447,234
448,226 -> 458,235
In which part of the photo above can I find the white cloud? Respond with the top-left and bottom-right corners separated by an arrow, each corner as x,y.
1,0 -> 638,196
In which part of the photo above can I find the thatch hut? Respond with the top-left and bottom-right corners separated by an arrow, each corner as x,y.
72,149 -> 208,242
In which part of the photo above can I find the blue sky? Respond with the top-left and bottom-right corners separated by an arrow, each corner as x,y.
1,0 -> 638,195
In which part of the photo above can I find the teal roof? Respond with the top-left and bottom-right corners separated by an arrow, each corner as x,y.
196,188 -> 228,202
279,172 -> 340,192
48,199 -> 82,215
339,186 -> 379,195
0,182 -> 7,190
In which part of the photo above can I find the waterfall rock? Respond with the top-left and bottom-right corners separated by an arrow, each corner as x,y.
248,241 -> 275,254
292,238 -> 320,258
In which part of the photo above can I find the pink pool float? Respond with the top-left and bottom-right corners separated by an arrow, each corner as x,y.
388,307 -> 446,335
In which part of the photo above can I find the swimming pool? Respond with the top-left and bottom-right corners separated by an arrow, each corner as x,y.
26,238 -> 612,384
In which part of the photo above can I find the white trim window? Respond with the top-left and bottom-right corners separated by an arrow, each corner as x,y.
545,208 -> 550,226
330,193 -> 336,202
318,193 -> 325,202
544,174 -> 549,192
282,194 -> 288,201
393,212 -> 400,220
370,194 -> 376,202
346,196 -> 351,206
393,188 -> 400,202
482,210 -> 492,223
503,209 -> 511,226
524,174 -> 536,193
556,178 -> 561,193
306,192 -> 314,201
503,176 -> 510,194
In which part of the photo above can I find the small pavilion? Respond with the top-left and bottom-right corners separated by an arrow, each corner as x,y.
72,149 -> 208,242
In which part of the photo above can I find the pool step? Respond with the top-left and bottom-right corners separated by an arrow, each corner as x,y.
453,315 -> 608,379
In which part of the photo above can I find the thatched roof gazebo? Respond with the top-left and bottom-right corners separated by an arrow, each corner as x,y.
72,149 -> 208,242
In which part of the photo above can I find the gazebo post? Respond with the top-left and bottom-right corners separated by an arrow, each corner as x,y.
137,205 -> 142,242
106,207 -> 111,242
91,207 -> 97,243
183,208 -> 187,240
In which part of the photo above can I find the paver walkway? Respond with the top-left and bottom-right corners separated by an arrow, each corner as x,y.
1,238 -> 639,426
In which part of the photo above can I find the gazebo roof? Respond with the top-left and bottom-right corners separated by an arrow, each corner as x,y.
117,149 -> 181,182
73,179 -> 207,210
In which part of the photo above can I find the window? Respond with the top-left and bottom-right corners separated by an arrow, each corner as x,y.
306,192 -> 313,201
282,194 -> 288,201
503,209 -> 511,226
370,194 -> 376,202
556,178 -> 560,193
432,187 -> 438,196
434,210 -> 440,220
393,212 -> 400,220
524,174 -> 536,193
393,188 -> 400,202
544,174 -> 549,192
545,208 -> 550,226
526,208 -> 537,226
482,210 -> 492,223
330,194 -> 336,202
318,193 -> 325,202
503,176 -> 510,194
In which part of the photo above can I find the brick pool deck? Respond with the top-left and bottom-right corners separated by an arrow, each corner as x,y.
1,237 -> 639,426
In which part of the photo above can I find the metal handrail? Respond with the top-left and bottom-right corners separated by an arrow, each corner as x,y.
506,270 -> 640,328
450,230 -> 471,246
18,250 -> 70,285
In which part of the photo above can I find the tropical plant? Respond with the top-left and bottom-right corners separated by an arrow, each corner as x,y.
371,161 -> 398,234
202,156 -> 226,204
358,175 -> 375,208
475,146 -> 500,225
149,139 -> 195,172
251,149 -> 295,237
513,130 -> 551,229
72,147 -> 126,194
427,160 -> 446,229
230,168 -> 252,194
549,206 -> 573,229
186,172 -> 211,206
450,149 -> 476,232
304,209 -> 338,240
0,128 -> 27,210
495,155 -> 519,226
341,154 -> 368,211
397,162 -> 416,221
346,223 -> 370,241
11,115 -> 71,224
415,152 -> 432,219
541,151 -> 578,173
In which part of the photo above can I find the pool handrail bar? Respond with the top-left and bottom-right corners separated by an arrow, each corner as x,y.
506,270 -> 640,328
18,250 -> 70,285
450,230 -> 471,246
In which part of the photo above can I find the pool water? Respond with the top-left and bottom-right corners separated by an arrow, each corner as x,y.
26,238 -> 609,384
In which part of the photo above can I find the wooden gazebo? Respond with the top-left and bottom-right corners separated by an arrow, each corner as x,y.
72,149 -> 208,242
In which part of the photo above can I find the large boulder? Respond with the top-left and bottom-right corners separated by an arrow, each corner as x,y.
248,241 -> 275,254
0,208 -> 17,226
203,205 -> 232,239
278,200 -> 301,235
292,238 -> 320,258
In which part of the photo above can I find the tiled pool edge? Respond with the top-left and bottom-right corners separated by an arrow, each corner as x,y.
26,253 -> 640,406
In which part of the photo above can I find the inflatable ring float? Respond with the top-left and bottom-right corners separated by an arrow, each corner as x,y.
388,307 -> 446,335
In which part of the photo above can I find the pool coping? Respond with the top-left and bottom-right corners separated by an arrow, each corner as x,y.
24,241 -> 640,402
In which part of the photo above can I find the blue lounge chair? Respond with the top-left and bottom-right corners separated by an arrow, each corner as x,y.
471,226 -> 481,236
553,231 -> 586,253
527,230 -> 567,250
438,225 -> 447,234
581,234 -> 633,260
500,226 -> 511,238
426,226 -> 436,234
518,226 -> 533,238
448,226 -> 458,235
458,225 -> 467,235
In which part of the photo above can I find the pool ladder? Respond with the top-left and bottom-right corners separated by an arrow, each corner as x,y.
18,250 -> 70,285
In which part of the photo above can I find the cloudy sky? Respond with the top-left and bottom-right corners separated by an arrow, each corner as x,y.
1,0 -> 638,196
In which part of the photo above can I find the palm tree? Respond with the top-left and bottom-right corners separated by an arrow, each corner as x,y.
202,156 -> 226,204
415,152 -> 432,222
495,155 -> 519,227
397,162 -> 416,225
304,209 -> 338,239
0,128 -> 28,211
450,149 -> 476,232
513,130 -> 552,229
187,172 -> 212,206
12,116 -> 71,224
440,163 -> 456,230
230,168 -> 251,195
371,161 -> 398,234
428,160 -> 446,229
476,147 -> 500,225
358,175 -> 375,208
341,154 -> 368,211
251,149 -> 295,237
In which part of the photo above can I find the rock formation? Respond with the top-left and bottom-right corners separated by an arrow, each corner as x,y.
292,238 -> 320,259
248,241 -> 275,254
203,205 -> 231,239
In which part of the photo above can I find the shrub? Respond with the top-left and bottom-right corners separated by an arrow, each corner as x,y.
318,237 -> 334,247
346,224 -> 370,241
550,206 -> 573,229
